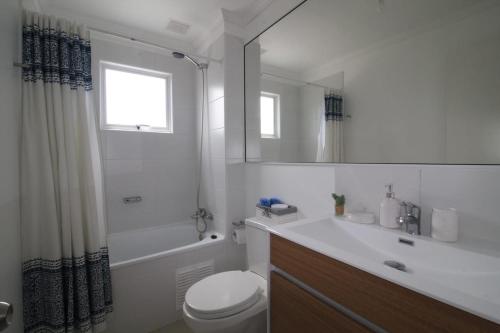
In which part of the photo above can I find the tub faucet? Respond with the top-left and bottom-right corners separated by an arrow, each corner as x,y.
396,201 -> 421,235
191,208 -> 213,221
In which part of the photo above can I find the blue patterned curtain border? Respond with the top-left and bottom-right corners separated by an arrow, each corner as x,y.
325,93 -> 344,121
22,21 -> 92,91
22,248 -> 113,333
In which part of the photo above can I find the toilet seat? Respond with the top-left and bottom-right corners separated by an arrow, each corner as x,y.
185,271 -> 263,320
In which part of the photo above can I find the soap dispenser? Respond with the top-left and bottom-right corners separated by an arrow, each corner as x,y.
380,184 -> 400,228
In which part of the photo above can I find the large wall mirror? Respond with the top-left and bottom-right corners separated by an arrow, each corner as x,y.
244,0 -> 500,164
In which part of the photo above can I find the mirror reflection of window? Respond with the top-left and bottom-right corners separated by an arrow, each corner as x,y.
260,92 -> 280,138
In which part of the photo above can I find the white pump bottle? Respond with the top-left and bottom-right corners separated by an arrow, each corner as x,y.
380,184 -> 400,228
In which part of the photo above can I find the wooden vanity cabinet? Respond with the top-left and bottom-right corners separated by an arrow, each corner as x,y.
271,272 -> 372,333
270,234 -> 500,333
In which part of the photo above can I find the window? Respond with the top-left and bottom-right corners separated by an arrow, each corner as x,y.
260,92 -> 280,138
100,61 -> 172,132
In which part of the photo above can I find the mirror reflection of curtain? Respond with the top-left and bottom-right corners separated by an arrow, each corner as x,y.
316,90 -> 344,162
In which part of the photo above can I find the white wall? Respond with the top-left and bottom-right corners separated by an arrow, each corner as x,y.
245,163 -> 500,250
444,22 -> 500,164
224,33 -> 247,233
298,85 -> 323,162
0,1 -> 22,332
223,32 -> 248,269
199,32 -> 247,257
245,163 -> 335,218
91,36 -> 198,234
199,34 -> 227,235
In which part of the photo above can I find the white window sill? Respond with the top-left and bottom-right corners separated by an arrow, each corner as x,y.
101,127 -> 173,134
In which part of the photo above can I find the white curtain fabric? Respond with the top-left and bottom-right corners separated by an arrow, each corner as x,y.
21,11 -> 112,333
316,90 -> 344,162
321,114 -> 344,162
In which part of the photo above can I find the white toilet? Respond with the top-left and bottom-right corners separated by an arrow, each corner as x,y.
183,219 -> 269,333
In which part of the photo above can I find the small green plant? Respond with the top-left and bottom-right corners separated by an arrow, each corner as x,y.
331,193 -> 345,207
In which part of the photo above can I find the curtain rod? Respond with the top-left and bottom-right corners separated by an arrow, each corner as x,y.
13,28 -> 223,68
13,62 -> 29,68
89,27 -> 222,64
261,72 -> 342,92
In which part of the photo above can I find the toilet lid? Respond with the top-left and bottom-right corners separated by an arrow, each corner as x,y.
185,271 -> 262,319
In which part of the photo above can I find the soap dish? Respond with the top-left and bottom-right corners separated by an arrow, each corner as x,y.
344,212 -> 375,224
271,203 -> 288,210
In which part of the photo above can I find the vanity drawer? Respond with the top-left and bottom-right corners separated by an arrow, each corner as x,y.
271,234 -> 500,333
271,271 -> 371,333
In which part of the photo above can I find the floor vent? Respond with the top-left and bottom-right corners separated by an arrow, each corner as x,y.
175,260 -> 214,310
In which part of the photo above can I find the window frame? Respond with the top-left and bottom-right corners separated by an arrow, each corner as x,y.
260,91 -> 281,139
100,61 -> 173,133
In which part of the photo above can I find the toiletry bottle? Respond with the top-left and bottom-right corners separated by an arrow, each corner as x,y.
380,184 -> 400,228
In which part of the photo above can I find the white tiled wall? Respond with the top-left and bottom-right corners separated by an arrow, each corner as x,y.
224,34 -> 245,165
200,32 -> 249,243
92,37 -> 198,234
200,34 -> 227,234
205,33 -> 248,258
334,164 -> 421,223
420,165 -> 500,243
244,163 -> 500,247
223,33 -> 249,267
245,163 -> 336,218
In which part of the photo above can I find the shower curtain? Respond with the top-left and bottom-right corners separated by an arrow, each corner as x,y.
316,90 -> 344,162
21,11 -> 112,333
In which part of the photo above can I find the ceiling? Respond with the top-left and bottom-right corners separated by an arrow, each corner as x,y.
34,0 -> 271,45
258,0 -> 491,77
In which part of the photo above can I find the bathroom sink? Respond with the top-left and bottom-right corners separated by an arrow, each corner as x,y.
270,216 -> 500,324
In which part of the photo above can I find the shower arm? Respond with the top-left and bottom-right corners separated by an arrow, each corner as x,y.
184,55 -> 208,70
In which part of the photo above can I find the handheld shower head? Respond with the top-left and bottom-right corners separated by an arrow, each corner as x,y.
171,51 -> 208,70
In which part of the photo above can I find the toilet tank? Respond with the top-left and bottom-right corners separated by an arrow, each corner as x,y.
245,219 -> 270,279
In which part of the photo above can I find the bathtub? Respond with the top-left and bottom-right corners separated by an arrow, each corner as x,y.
104,221 -> 237,333
108,221 -> 223,269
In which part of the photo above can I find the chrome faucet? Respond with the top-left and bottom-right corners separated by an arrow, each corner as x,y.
191,208 -> 213,221
396,202 -> 421,235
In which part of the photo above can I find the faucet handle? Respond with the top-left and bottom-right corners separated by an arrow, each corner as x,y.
411,204 -> 420,219
402,201 -> 414,209
401,201 -> 419,216
397,201 -> 421,235
398,201 -> 408,216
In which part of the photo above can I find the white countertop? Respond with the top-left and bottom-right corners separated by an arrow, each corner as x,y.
253,215 -> 500,325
